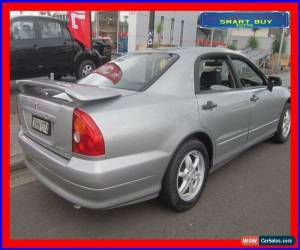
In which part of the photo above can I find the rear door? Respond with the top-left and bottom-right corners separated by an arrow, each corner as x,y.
195,54 -> 252,167
230,56 -> 282,147
10,18 -> 40,79
36,19 -> 75,76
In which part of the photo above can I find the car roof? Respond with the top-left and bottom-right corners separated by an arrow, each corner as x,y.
137,47 -> 243,60
10,15 -> 67,24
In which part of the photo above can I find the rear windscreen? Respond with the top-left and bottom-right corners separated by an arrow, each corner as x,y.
78,53 -> 178,91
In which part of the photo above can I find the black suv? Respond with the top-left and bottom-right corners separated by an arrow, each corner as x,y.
10,15 -> 111,80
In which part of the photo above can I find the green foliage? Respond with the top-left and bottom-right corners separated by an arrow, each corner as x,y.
155,22 -> 163,45
227,43 -> 237,50
155,22 -> 163,35
153,41 -> 159,48
272,29 -> 286,53
248,36 -> 258,49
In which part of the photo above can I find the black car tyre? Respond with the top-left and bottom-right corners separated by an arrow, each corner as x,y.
161,139 -> 209,212
76,60 -> 96,79
271,102 -> 290,143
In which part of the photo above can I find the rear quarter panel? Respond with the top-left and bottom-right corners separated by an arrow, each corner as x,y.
81,95 -> 202,184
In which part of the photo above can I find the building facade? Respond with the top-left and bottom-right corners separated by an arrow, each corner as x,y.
10,11 -> 290,57
127,11 -> 199,51
92,11 -> 199,53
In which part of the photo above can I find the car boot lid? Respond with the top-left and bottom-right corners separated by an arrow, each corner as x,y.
17,79 -> 122,103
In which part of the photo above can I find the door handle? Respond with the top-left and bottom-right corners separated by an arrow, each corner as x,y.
33,44 -> 38,50
202,101 -> 218,110
250,94 -> 259,102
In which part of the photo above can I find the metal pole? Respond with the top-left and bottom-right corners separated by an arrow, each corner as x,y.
89,11 -> 92,49
278,28 -> 285,71
226,28 -> 231,47
147,11 -> 155,48
210,29 -> 215,47
116,11 -> 120,53
95,12 -> 98,39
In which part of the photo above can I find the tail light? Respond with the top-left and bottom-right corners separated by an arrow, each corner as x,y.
72,109 -> 105,156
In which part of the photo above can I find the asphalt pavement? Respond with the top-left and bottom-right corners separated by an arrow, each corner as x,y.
10,138 -> 290,239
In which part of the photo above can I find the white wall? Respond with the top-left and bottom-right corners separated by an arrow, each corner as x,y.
154,11 -> 198,46
128,11 -> 149,51
128,11 -> 198,51
231,36 -> 274,50
231,28 -> 269,38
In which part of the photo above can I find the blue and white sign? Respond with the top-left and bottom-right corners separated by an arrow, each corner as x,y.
198,12 -> 289,29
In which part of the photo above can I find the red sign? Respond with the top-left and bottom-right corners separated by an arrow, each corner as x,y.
67,11 -> 91,49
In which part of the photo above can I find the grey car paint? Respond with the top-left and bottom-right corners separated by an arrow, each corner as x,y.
17,47 -> 290,209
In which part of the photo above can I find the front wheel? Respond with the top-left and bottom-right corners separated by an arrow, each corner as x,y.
76,60 -> 96,80
160,140 -> 209,212
271,103 -> 290,143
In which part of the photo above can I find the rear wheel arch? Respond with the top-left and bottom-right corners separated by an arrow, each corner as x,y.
168,131 -> 214,172
188,132 -> 214,168
160,133 -> 212,211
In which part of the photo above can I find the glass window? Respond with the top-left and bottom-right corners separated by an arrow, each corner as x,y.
232,59 -> 264,87
199,58 -> 235,91
11,20 -> 36,40
62,27 -> 71,40
78,53 -> 178,91
39,21 -> 62,39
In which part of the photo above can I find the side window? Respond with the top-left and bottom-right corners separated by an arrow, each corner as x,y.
199,57 -> 235,92
11,20 -> 36,40
62,27 -> 72,40
39,21 -> 62,39
232,59 -> 265,87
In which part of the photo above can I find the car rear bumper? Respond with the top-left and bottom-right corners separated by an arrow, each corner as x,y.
18,130 -> 169,209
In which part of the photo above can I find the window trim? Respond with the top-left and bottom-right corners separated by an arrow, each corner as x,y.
194,52 -> 269,95
194,52 -> 240,95
38,20 -> 63,40
10,19 -> 38,41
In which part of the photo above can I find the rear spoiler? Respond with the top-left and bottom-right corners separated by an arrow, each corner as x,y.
17,79 -> 121,103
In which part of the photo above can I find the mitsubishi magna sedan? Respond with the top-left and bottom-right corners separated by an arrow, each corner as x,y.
17,48 -> 290,211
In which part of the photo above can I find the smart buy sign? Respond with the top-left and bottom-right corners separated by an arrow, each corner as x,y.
198,12 -> 289,28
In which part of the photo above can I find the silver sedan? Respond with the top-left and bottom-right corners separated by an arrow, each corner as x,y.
17,47 -> 290,211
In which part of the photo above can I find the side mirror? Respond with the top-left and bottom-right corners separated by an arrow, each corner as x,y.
267,76 -> 282,91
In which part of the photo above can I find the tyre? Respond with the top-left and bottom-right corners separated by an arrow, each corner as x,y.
161,139 -> 209,212
76,60 -> 96,79
271,102 -> 291,143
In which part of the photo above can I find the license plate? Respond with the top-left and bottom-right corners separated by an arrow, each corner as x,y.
32,116 -> 51,135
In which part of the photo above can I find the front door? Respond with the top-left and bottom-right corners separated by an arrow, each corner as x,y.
230,57 -> 282,147
195,55 -> 252,167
